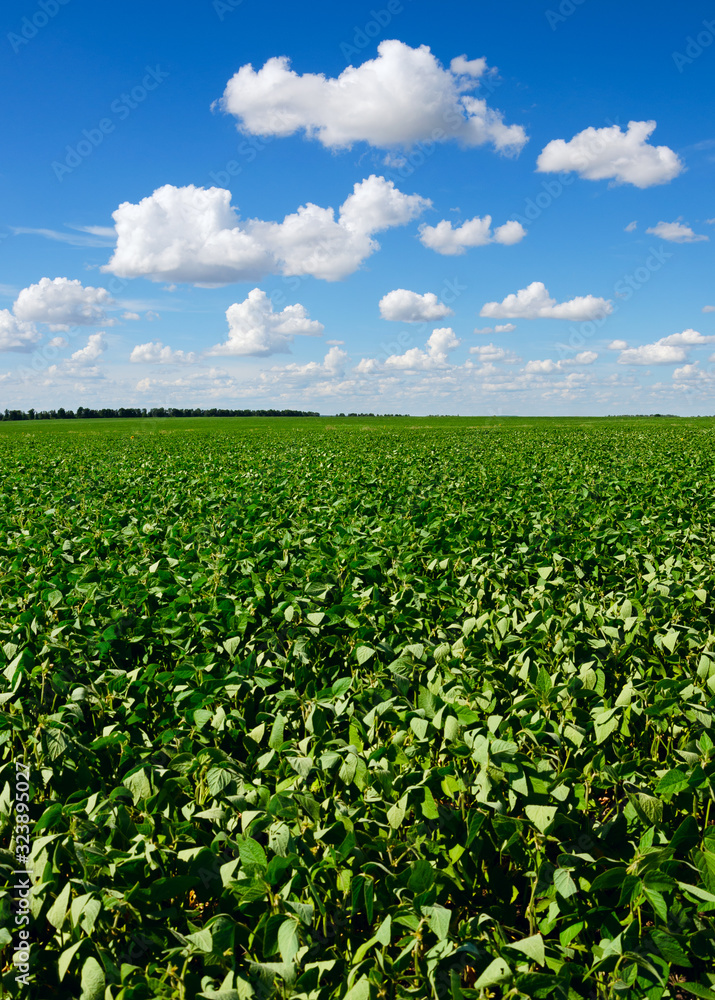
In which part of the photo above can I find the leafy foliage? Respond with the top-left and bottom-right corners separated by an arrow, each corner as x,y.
1,416 -> 715,999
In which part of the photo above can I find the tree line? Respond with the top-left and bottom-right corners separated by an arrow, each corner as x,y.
2,406 -> 321,421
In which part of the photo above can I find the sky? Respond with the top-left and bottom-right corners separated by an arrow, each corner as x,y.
1,0 -> 714,416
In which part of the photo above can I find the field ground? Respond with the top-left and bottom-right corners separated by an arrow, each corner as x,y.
2,416 -> 715,999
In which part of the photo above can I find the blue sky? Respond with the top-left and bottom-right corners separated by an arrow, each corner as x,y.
1,0 -> 714,414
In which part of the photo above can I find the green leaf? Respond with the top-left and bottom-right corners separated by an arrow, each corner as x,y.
387,795 -> 408,829
680,985 -> 715,999
591,867 -> 628,891
553,868 -> 577,899
238,837 -> 268,871
47,881 -> 72,929
650,928 -> 691,967
79,957 -> 105,1000
58,940 -> 84,981
343,978 -> 371,1000
473,957 -> 511,988
269,713 -> 286,749
525,804 -> 557,833
277,918 -> 300,963
508,933 -> 545,966
356,645 -> 375,665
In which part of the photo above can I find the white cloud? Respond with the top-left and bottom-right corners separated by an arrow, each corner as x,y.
495,323 -> 516,333
13,277 -> 114,330
130,341 -> 197,364
122,311 -> 141,321
207,288 -> 323,357
378,327 -> 460,370
673,363 -> 700,380
624,221 -> 637,232
608,339 -> 628,350
103,177 -> 430,285
326,339 -> 344,345
524,351 -> 597,374
11,225 -> 116,248
469,343 -> 520,363
269,345 -> 349,379
418,215 -> 525,255
480,281 -> 612,320
536,121 -> 683,188
645,220 -> 708,243
617,329 -> 715,365
220,40 -> 527,155
379,288 -> 453,322
0,309 -> 40,351
70,332 -> 107,364
703,305 -> 715,313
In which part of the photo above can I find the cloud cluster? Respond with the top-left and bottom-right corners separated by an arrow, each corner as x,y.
378,288 -> 453,322
480,281 -> 612,321
220,40 -> 527,155
0,309 -> 40,351
645,220 -> 708,243
524,351 -> 598,373
130,341 -> 197,364
617,329 -> 715,365
418,216 -> 525,255
13,277 -> 114,330
207,288 -> 324,357
357,327 -> 460,372
103,177 -> 430,285
536,120 -> 683,188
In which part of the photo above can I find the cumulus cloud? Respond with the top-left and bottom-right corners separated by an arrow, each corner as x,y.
356,327 -> 460,372
13,277 -> 114,330
207,288 -> 323,357
480,281 -> 612,321
130,341 -> 197,364
379,288 -> 454,322
703,305 -> 715,313
418,215 -> 526,255
103,178 -> 430,285
624,221 -> 637,232
645,220 -> 708,243
219,40 -> 527,155
608,339 -> 628,350
617,329 -> 715,365
536,121 -> 683,188
384,327 -> 460,369
269,345 -> 349,379
0,309 -> 40,351
122,311 -> 141,321
495,323 -> 516,333
523,351 -> 598,374
70,332 -> 107,364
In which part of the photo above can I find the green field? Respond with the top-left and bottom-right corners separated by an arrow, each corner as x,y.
2,417 -> 715,999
